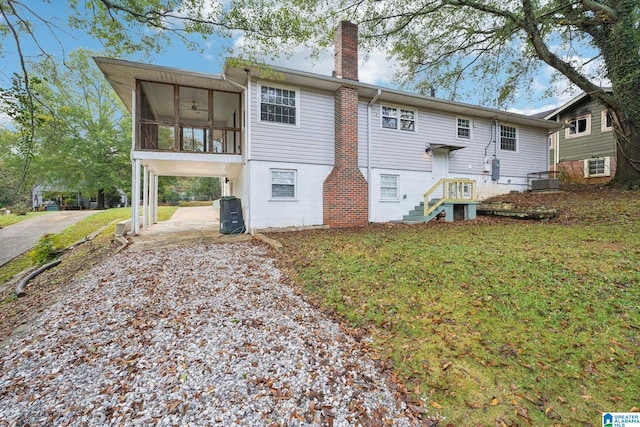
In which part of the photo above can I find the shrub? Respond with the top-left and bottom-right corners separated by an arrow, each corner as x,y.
29,234 -> 60,265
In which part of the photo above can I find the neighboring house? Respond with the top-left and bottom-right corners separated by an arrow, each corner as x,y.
544,90 -> 616,183
95,22 -> 559,233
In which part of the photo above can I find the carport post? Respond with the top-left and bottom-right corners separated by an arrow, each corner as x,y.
132,159 -> 141,234
142,166 -> 149,228
152,174 -> 159,223
148,171 -> 157,224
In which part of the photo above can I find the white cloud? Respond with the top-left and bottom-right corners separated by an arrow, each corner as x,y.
232,34 -> 398,86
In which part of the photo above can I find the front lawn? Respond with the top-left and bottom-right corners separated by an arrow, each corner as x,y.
276,188 -> 640,426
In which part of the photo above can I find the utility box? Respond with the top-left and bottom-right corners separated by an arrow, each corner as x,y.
491,158 -> 500,181
219,196 -> 245,234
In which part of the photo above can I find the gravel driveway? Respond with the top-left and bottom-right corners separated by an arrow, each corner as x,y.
0,241 -> 423,426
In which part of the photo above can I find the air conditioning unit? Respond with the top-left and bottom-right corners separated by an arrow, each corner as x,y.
531,178 -> 559,191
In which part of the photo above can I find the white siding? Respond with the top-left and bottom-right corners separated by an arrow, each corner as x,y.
498,124 -> 547,177
369,169 -> 431,222
368,103 -> 432,171
250,81 -> 334,165
248,160 -> 332,229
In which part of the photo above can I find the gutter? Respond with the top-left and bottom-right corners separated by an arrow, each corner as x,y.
222,71 -> 252,233
367,89 -> 382,222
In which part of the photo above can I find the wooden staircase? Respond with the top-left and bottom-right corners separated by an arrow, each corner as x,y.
401,179 -> 478,223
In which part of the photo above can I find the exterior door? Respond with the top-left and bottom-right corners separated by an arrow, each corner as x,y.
432,148 -> 449,183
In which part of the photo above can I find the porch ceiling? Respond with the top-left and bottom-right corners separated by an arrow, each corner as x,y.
93,57 -> 241,113
134,151 -> 242,178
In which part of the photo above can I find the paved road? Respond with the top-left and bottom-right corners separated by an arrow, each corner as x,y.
0,210 -> 97,267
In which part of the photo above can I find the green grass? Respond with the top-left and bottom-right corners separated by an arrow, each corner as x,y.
0,206 -> 178,284
277,191 -> 640,426
0,211 -> 49,228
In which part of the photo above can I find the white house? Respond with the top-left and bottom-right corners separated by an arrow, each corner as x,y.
95,22 -> 559,234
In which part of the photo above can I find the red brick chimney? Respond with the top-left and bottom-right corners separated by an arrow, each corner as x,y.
334,21 -> 358,81
322,21 -> 369,227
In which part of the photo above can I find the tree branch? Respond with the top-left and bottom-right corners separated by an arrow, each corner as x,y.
520,0 -> 616,110
581,0 -> 618,21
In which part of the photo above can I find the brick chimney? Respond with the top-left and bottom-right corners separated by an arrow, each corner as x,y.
334,21 -> 358,81
322,21 -> 368,227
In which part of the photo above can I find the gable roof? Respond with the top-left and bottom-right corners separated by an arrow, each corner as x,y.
223,60 -> 560,130
94,56 -> 560,131
543,88 -> 613,120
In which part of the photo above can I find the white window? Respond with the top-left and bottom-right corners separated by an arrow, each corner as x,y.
584,157 -> 611,178
457,118 -> 472,139
566,114 -> 591,138
500,125 -> 517,152
380,175 -> 398,200
381,105 -> 415,131
601,110 -> 613,132
271,169 -> 296,199
259,85 -> 297,125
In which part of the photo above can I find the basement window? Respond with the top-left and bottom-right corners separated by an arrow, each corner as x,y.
271,169 -> 297,199
380,175 -> 399,200
584,157 -> 610,178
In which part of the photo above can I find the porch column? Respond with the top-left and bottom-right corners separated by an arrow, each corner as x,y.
152,174 -> 159,223
142,166 -> 149,228
132,159 -> 141,234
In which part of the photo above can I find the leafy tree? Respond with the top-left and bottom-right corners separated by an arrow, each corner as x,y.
2,1 -> 638,185
26,49 -> 131,208
220,0 -> 640,185
0,74 -> 45,208
349,0 -> 640,185
190,177 -> 221,201
0,128 -> 23,206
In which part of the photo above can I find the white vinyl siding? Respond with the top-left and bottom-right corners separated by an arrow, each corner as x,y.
448,124 -> 546,178
457,118 -> 472,139
500,125 -> 518,152
368,104 -> 432,171
584,157 -> 611,178
270,169 -> 296,199
380,175 -> 398,200
251,82 -> 334,165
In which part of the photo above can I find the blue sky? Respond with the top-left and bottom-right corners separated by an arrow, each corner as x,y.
1,1 -> 602,126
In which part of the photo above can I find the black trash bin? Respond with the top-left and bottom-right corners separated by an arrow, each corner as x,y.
219,196 -> 245,234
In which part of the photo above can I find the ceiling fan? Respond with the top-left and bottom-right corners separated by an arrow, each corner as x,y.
182,100 -> 208,113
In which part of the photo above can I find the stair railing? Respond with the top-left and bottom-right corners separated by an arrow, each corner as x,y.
423,179 -> 477,217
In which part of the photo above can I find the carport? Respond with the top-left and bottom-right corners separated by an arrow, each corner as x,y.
128,205 -> 252,250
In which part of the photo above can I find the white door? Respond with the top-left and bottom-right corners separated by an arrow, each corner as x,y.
432,149 -> 449,183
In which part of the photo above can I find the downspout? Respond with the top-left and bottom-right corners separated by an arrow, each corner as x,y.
367,89 -> 381,222
223,71 -> 251,233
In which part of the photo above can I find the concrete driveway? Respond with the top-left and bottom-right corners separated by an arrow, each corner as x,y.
128,206 -> 252,250
0,210 -> 97,267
